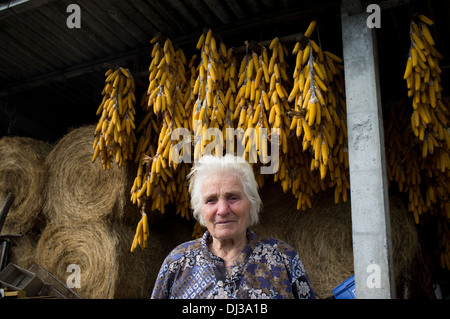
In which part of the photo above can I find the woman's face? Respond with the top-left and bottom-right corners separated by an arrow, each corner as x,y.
200,173 -> 251,242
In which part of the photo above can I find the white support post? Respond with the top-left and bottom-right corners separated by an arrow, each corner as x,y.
340,0 -> 396,299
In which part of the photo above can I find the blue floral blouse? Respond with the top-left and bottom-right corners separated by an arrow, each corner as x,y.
151,229 -> 316,299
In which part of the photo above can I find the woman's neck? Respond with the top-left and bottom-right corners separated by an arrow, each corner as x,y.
209,233 -> 248,267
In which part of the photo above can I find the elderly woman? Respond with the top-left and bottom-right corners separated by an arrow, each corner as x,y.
151,154 -> 315,299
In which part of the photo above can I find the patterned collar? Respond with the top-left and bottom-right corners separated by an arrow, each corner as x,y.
200,229 -> 258,278
200,229 -> 257,252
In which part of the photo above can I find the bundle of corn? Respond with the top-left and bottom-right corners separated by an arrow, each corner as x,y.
252,180 -> 419,298
288,20 -> 349,210
400,13 -> 449,271
0,136 -> 52,234
44,125 -> 137,225
384,98 -> 449,271
129,36 -> 193,251
231,39 -> 290,187
134,23 -> 350,242
403,14 -> 446,152
131,37 -> 189,213
384,99 -> 449,222
93,66 -> 137,169
192,29 -> 234,161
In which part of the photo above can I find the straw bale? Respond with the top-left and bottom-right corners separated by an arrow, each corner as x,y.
35,221 -> 118,299
0,136 -> 52,234
34,217 -> 192,299
114,218 -> 193,298
252,180 -> 419,298
8,232 -> 40,270
44,125 -> 138,225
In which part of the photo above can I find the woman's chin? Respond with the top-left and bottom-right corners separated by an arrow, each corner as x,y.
211,225 -> 240,240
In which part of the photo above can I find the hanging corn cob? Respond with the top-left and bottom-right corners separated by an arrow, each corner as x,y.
191,29 -> 234,161
239,45 -> 273,187
403,14 -> 448,159
188,29 -> 235,238
288,20 -> 350,206
266,37 -> 291,157
129,36 -> 191,251
386,98 -> 449,219
384,13 -> 450,270
130,208 -> 149,252
384,97 -> 449,270
265,37 -> 302,200
93,66 -> 137,169
229,44 -> 268,177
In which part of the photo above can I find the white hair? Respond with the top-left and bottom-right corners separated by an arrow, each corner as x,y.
187,154 -> 262,227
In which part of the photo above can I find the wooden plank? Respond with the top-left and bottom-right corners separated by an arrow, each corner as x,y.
0,240 -> 11,271
0,193 -> 15,233
4,289 -> 27,298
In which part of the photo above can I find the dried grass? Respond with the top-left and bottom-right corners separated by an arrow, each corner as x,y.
44,125 -> 138,225
35,221 -> 119,299
252,180 -> 419,298
34,217 -> 192,299
8,232 -> 40,269
0,136 -> 52,234
113,218 -> 193,298
0,127 -> 197,299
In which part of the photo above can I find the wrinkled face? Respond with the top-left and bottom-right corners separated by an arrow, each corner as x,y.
200,173 -> 251,242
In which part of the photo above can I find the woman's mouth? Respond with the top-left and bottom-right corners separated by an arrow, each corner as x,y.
215,220 -> 235,225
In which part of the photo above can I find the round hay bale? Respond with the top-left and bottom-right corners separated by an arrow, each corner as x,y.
8,232 -> 40,269
113,218 -> 193,299
252,180 -> 419,298
389,195 -> 420,284
34,218 -> 192,299
44,125 -> 138,224
35,221 -> 119,299
0,136 -> 52,234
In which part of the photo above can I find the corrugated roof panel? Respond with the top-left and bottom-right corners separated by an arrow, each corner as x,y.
102,0 -> 149,42
35,2 -> 103,59
183,0 -> 219,29
222,0 -> 248,20
79,0 -> 137,50
150,0 -> 198,34
1,0 -> 449,143
2,0 -> 340,86
205,0 -> 235,24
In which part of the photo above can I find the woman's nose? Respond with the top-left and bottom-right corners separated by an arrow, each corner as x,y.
216,198 -> 230,215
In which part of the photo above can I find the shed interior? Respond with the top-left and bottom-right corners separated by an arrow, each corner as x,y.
0,0 -> 449,299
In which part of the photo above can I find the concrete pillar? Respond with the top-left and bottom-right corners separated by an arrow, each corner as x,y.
340,0 -> 396,298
